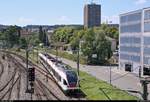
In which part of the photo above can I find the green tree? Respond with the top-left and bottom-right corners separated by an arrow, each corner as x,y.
81,29 -> 95,63
39,26 -> 43,43
70,30 -> 85,51
94,30 -> 112,64
4,26 -> 21,48
52,26 -> 75,44
38,26 -> 49,46
42,30 -> 47,46
26,33 -> 41,47
19,38 -> 27,49
81,28 -> 112,64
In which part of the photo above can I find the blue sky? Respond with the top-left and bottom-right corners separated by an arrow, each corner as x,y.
0,0 -> 150,26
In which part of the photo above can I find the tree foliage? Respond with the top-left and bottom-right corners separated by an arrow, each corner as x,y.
50,24 -> 118,64
0,26 -> 21,48
52,26 -> 76,44
38,26 -> 49,46
0,26 -> 41,49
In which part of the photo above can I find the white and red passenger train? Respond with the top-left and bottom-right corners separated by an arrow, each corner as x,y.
38,53 -> 79,92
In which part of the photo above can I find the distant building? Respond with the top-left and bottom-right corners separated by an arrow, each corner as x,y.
0,25 -> 9,32
84,3 -> 101,28
108,24 -> 119,29
20,28 -> 33,38
119,7 -> 150,77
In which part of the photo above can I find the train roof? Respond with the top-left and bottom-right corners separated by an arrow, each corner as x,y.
56,63 -> 72,72
40,53 -> 74,73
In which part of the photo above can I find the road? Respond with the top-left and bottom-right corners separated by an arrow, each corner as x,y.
50,54 -> 150,100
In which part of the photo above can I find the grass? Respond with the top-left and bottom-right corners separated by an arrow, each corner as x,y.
78,70 -> 139,100
9,48 -> 139,100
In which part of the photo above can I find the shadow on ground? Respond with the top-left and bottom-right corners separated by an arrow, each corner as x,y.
67,89 -> 87,99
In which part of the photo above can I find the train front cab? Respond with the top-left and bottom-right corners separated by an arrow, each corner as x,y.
63,71 -> 79,94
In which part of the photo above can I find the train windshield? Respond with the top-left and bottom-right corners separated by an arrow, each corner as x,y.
66,71 -> 78,85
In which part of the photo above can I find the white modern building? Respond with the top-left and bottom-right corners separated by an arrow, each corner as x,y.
119,7 -> 150,77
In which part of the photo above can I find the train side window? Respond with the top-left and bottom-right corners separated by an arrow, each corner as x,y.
63,79 -> 67,85
58,76 -> 61,81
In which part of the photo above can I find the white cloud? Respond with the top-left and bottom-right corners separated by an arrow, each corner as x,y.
59,16 -> 70,22
16,17 -> 34,26
135,0 -> 147,5
102,15 -> 119,24
57,16 -> 71,24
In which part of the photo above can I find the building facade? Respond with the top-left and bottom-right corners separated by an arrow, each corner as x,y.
119,7 -> 150,77
84,3 -> 101,28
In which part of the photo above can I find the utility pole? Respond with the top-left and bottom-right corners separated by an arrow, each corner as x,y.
77,41 -> 80,100
56,46 -> 58,65
26,49 -> 29,93
77,47 -> 80,78
110,63 -> 112,85
37,48 -> 39,64
140,78 -> 150,100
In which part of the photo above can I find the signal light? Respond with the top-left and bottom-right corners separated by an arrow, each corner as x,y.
28,67 -> 35,81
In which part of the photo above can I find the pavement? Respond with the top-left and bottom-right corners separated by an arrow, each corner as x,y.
50,54 -> 150,100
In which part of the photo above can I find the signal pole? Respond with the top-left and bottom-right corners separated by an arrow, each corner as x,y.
37,48 -> 39,64
140,78 -> 150,100
25,49 -> 29,93
56,46 -> 58,65
76,44 -> 80,100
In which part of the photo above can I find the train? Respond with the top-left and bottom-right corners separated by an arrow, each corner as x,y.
38,52 -> 79,93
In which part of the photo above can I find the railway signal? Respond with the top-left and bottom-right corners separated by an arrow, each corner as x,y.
2,55 -> 5,60
28,67 -> 35,82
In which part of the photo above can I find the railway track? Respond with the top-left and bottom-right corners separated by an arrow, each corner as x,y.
17,74 -> 21,100
1,50 -> 67,100
0,60 -> 4,79
34,84 -> 43,100
0,74 -> 21,100
0,70 -> 17,92
35,78 -> 61,100
0,52 -> 26,100
0,54 -> 21,100
1,50 -> 87,100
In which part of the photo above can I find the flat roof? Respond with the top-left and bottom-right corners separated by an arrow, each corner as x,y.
120,7 -> 150,17
120,9 -> 142,17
